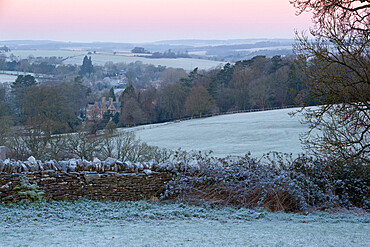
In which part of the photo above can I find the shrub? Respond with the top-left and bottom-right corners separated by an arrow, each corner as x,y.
13,176 -> 45,202
162,152 -> 369,212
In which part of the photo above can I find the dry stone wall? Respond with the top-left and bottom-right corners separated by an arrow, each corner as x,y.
0,157 -> 176,203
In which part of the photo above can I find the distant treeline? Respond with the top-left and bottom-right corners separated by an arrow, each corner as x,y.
118,55 -> 306,127
132,47 -> 191,59
149,50 -> 190,59
0,57 -> 63,74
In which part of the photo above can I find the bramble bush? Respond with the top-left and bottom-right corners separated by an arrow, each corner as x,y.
161,152 -> 369,212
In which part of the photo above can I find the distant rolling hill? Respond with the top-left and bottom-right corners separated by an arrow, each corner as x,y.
0,39 -> 294,63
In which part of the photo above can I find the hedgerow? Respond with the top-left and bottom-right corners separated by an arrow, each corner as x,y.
161,152 -> 369,212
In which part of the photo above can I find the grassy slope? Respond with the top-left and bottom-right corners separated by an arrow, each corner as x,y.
127,108 -> 309,158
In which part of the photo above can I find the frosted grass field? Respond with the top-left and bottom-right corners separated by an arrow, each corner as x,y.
0,73 -> 17,83
6,50 -> 86,59
0,71 -> 40,84
234,46 -> 292,52
64,54 -> 225,70
5,50 -> 225,70
127,108 -> 309,158
1,200 -> 369,246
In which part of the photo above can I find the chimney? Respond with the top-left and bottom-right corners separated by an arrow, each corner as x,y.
109,97 -> 113,105
101,97 -> 106,104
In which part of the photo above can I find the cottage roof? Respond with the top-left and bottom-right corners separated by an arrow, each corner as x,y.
87,99 -> 121,112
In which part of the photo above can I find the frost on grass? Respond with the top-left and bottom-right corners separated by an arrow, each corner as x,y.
0,200 -> 369,247
1,200 -> 368,226
131,108 -> 308,157
0,200 -> 268,225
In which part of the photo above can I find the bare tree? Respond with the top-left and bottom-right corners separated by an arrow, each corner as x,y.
291,0 -> 370,162
185,86 -> 216,117
66,129 -> 102,160
114,131 -> 168,162
160,68 -> 187,85
229,65 -> 252,110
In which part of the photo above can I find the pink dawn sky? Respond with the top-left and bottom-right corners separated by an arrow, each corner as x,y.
0,0 -> 312,42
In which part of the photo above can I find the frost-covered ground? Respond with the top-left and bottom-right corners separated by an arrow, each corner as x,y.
0,200 -> 368,247
64,54 -> 225,71
5,50 -> 86,60
5,50 -> 224,70
125,108 -> 309,158
0,73 -> 17,83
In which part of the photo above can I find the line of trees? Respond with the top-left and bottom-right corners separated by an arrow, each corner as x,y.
117,55 -> 306,126
0,58 -> 61,74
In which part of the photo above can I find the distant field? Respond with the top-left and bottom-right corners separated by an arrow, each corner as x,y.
5,50 -> 86,59
5,50 -> 225,70
0,73 -> 17,83
125,108 -> 309,158
0,71 -> 41,83
65,53 -> 225,71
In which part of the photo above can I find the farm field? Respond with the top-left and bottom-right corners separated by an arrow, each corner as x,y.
126,108 -> 309,158
64,53 -> 225,71
0,200 -> 368,247
4,49 -> 86,59
0,71 -> 41,83
0,74 -> 17,83
5,50 -> 225,70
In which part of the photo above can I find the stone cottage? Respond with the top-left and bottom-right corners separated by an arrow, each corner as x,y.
86,97 -> 121,121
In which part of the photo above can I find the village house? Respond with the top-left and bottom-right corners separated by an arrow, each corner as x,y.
86,97 -> 121,121
0,46 -> 10,52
